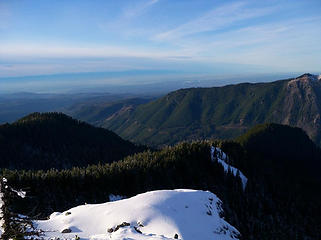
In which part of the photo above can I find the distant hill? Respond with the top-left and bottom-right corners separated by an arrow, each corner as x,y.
0,92 -> 139,124
65,97 -> 153,126
0,112 -> 145,170
102,73 -> 321,146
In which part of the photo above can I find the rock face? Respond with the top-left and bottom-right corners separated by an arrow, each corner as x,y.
102,74 -> 321,146
279,74 -> 321,145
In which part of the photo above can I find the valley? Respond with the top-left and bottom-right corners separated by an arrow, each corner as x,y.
2,1 -> 321,238
70,74 -> 321,147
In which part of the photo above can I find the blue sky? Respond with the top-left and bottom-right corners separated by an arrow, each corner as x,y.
0,0 -> 320,85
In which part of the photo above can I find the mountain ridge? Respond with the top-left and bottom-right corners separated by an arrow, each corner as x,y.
101,74 -> 321,146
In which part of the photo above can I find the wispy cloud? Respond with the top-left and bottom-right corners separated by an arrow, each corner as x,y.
123,0 -> 159,19
153,2 -> 276,41
1,0 -> 320,80
0,43 -> 189,60
174,16 -> 321,70
98,0 -> 160,37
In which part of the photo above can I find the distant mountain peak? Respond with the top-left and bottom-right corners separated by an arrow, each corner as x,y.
287,73 -> 321,86
17,112 -> 73,123
296,73 -> 319,81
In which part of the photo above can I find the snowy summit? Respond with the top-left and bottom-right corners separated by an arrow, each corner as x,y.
32,189 -> 240,240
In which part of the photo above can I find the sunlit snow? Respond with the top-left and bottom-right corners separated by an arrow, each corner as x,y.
32,189 -> 240,240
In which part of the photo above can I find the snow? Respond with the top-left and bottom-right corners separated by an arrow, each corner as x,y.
32,189 -> 240,240
0,178 -> 26,238
11,188 -> 26,198
0,183 -> 4,237
3,177 -> 26,199
211,146 -> 247,190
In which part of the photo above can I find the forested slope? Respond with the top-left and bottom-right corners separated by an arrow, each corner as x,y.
0,112 -> 145,170
103,74 -> 321,146
2,124 -> 321,239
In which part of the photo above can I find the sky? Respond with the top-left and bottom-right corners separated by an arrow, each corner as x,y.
0,0 -> 320,92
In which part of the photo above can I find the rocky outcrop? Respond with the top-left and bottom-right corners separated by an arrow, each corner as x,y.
280,74 -> 321,145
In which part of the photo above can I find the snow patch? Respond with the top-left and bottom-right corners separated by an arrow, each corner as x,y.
211,146 -> 248,190
0,183 -> 4,237
0,178 -> 27,237
32,189 -> 240,240
2,177 -> 26,198
11,188 -> 26,198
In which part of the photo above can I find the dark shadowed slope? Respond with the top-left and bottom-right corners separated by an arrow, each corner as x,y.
0,112 -> 145,170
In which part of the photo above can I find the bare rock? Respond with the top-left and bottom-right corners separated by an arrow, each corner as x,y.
61,228 -> 72,233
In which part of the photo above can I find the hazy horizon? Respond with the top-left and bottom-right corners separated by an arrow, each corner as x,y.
1,0 -> 320,93
0,71 -> 308,94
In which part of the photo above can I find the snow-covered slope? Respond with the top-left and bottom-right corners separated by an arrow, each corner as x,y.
32,189 -> 240,240
211,146 -> 247,190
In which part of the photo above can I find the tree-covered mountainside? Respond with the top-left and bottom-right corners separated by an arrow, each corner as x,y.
237,123 -> 321,178
2,123 -> 321,239
0,112 -> 145,170
65,97 -> 152,126
102,74 -> 321,146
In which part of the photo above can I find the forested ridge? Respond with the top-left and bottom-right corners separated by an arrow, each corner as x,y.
0,112 -> 145,170
102,74 -> 321,147
1,122 -> 321,239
